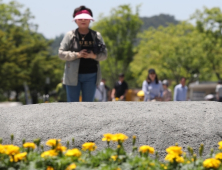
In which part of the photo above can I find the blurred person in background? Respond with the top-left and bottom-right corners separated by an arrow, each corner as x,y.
94,78 -> 107,102
162,80 -> 172,101
111,74 -> 128,101
174,77 -> 187,101
142,69 -> 163,101
216,80 -> 222,102
58,5 -> 107,102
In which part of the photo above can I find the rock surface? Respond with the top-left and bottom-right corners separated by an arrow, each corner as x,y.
0,101 -> 222,158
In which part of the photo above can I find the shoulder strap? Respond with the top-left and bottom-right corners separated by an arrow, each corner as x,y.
69,29 -> 80,52
90,29 -> 97,43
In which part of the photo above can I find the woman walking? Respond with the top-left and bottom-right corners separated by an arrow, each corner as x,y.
142,69 -> 163,101
59,6 -> 107,102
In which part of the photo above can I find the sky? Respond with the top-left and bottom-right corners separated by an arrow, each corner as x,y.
3,0 -> 222,39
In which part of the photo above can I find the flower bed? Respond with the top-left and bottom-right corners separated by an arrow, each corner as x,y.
0,133 -> 222,170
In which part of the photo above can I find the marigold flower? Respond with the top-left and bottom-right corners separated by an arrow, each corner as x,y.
165,153 -> 184,163
149,163 -> 155,166
65,148 -> 81,157
10,152 -> 27,162
4,145 -> 20,155
82,142 -> 97,151
166,146 -> 183,156
46,139 -> 61,147
102,133 -> 113,142
111,155 -> 118,161
203,158 -> 221,169
112,133 -> 128,142
139,145 -> 155,154
23,142 -> 36,149
41,150 -> 58,158
78,158 -> 85,163
218,141 -> 222,150
47,166 -> 54,170
0,144 -> 5,154
215,153 -> 222,160
66,163 -> 76,170
55,145 -> 67,152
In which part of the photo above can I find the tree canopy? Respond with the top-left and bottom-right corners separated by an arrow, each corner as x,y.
91,5 -> 143,87
0,0 -> 64,101
130,7 -> 222,88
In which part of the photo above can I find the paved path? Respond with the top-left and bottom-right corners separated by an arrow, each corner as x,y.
0,101 -> 221,158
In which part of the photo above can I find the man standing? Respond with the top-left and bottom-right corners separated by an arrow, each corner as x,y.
111,73 -> 128,101
162,80 -> 172,101
174,77 -> 187,101
216,80 -> 222,102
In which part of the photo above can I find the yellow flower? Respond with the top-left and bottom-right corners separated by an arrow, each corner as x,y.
10,152 -> 27,162
115,168 -> 121,170
149,163 -> 155,166
0,144 -> 5,154
47,166 -> 54,170
111,155 -> 118,161
112,133 -> 128,142
78,158 -> 85,163
65,149 -> 82,157
56,145 -> 67,152
215,153 -> 222,160
102,133 -> 113,142
165,153 -> 184,163
166,146 -> 183,156
23,142 -> 36,149
41,150 -> 58,158
139,145 -> 155,154
82,142 -> 97,151
46,139 -> 61,147
218,141 -> 222,150
4,145 -> 20,155
203,158 -> 221,169
66,163 -> 76,170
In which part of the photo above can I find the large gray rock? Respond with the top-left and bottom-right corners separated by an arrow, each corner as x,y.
0,101 -> 222,158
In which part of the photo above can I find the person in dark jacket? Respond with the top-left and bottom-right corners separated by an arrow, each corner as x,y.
111,74 -> 128,101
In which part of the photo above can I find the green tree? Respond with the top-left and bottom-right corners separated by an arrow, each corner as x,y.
0,0 -> 63,102
191,7 -> 222,81
91,5 -> 143,87
130,22 -> 205,87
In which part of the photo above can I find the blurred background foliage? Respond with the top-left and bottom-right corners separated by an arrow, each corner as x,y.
0,0 -> 222,102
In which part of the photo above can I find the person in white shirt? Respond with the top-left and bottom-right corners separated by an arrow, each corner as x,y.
174,77 -> 188,101
216,80 -> 222,102
94,78 -> 107,102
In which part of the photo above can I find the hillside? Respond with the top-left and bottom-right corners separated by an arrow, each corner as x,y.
140,14 -> 179,31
